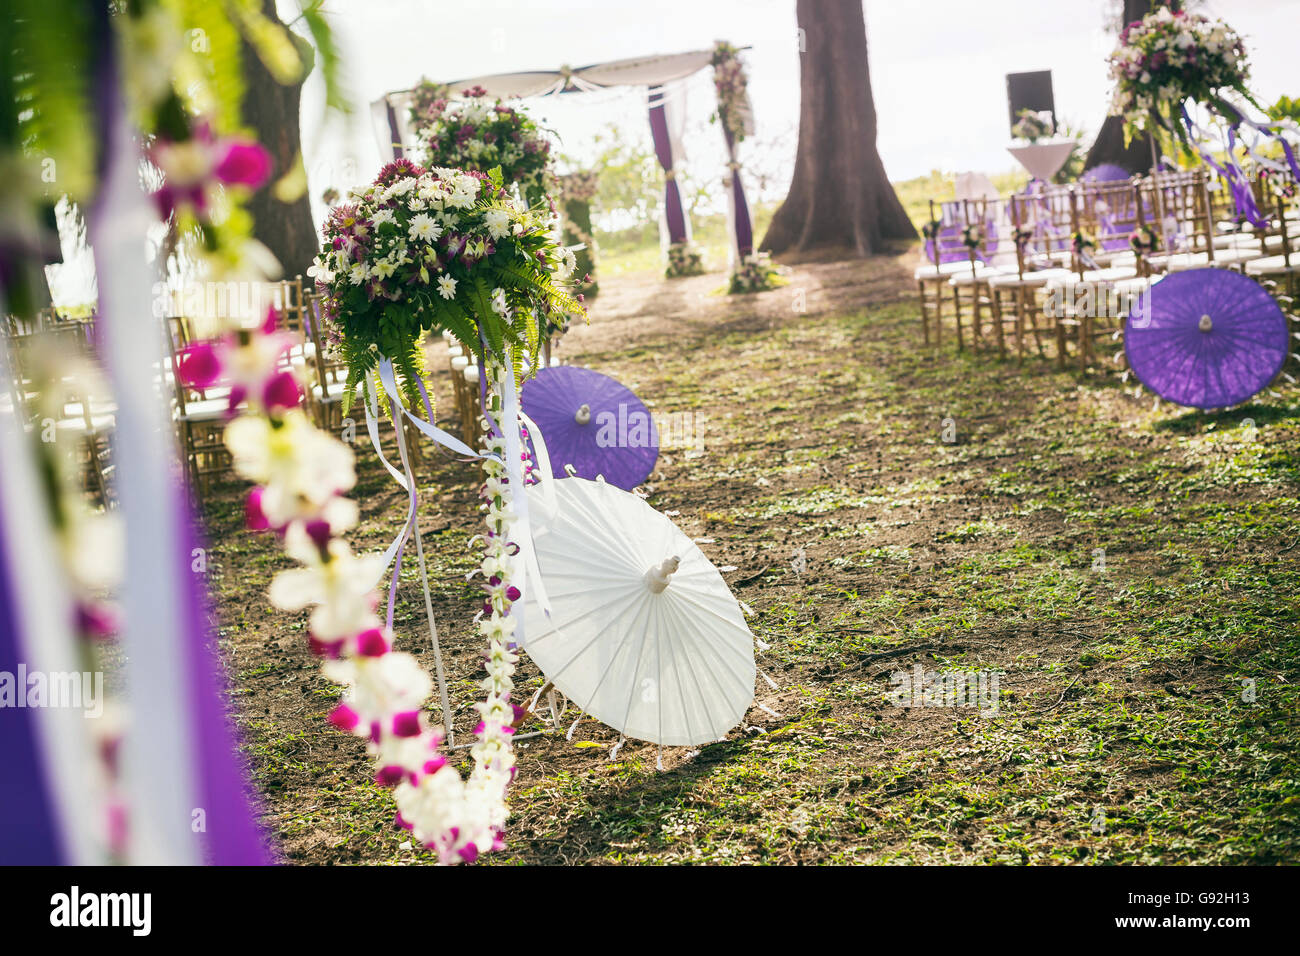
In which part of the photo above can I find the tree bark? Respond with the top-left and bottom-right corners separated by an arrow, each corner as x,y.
1082,0 -> 1175,175
761,0 -> 915,257
240,0 -> 318,280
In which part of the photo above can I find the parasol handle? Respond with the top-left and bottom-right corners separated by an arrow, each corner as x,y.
575,403 -> 591,425
645,556 -> 681,593
1198,314 -> 1213,333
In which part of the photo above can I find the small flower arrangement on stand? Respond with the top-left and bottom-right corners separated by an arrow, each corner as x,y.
1011,109 -> 1056,143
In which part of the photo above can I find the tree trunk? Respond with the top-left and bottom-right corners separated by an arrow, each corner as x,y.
1082,0 -> 1175,175
761,0 -> 915,257
240,0 -> 318,281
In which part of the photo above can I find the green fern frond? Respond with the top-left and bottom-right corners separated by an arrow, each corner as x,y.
296,1 -> 349,114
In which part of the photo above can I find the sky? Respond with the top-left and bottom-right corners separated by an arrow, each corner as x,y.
294,0 -> 1300,212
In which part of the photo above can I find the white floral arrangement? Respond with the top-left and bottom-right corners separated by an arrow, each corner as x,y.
409,82 -> 557,209
309,158 -> 583,412
1106,7 -> 1253,140
728,251 -> 785,294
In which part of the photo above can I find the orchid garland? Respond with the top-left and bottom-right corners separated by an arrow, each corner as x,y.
199,306 -> 522,864
559,171 -> 599,299
394,355 -> 520,855
29,360 -> 127,860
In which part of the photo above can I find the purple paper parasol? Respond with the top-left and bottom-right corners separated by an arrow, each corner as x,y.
1125,269 -> 1289,409
521,365 -> 659,490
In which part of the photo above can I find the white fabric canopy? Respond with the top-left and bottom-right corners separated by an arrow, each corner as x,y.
370,49 -> 719,160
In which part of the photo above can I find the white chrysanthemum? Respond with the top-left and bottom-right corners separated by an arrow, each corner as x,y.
409,212 -> 442,242
437,275 -> 457,299
484,208 -> 511,239
384,177 -> 416,199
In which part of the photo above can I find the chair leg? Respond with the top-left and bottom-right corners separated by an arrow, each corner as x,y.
935,284 -> 943,349
1019,287 -> 1045,358
918,280 -> 930,345
953,287 -> 964,352
181,421 -> 197,495
991,289 -> 1006,359
83,435 -> 109,508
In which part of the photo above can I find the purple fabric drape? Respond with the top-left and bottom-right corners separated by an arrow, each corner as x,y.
89,0 -> 270,865
180,509 -> 270,865
647,86 -> 688,244
723,127 -> 753,257
386,100 -> 405,160
0,483 -> 66,864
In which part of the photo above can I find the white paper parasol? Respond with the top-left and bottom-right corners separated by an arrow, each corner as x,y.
519,477 -> 756,747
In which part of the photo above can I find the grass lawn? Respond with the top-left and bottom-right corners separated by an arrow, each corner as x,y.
201,247 -> 1300,864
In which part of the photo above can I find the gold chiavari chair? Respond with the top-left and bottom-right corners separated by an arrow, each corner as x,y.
916,199 -> 985,347
947,198 -> 1007,352
161,310 -> 231,500
4,324 -> 116,506
986,191 -> 1073,362
302,292 -> 350,434
1142,168 -> 1264,272
1245,172 -> 1300,295
1058,181 -> 1145,370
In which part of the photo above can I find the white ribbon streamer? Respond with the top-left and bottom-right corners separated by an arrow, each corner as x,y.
362,355 -> 554,649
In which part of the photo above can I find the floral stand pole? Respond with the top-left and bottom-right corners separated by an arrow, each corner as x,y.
387,394 -> 456,745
